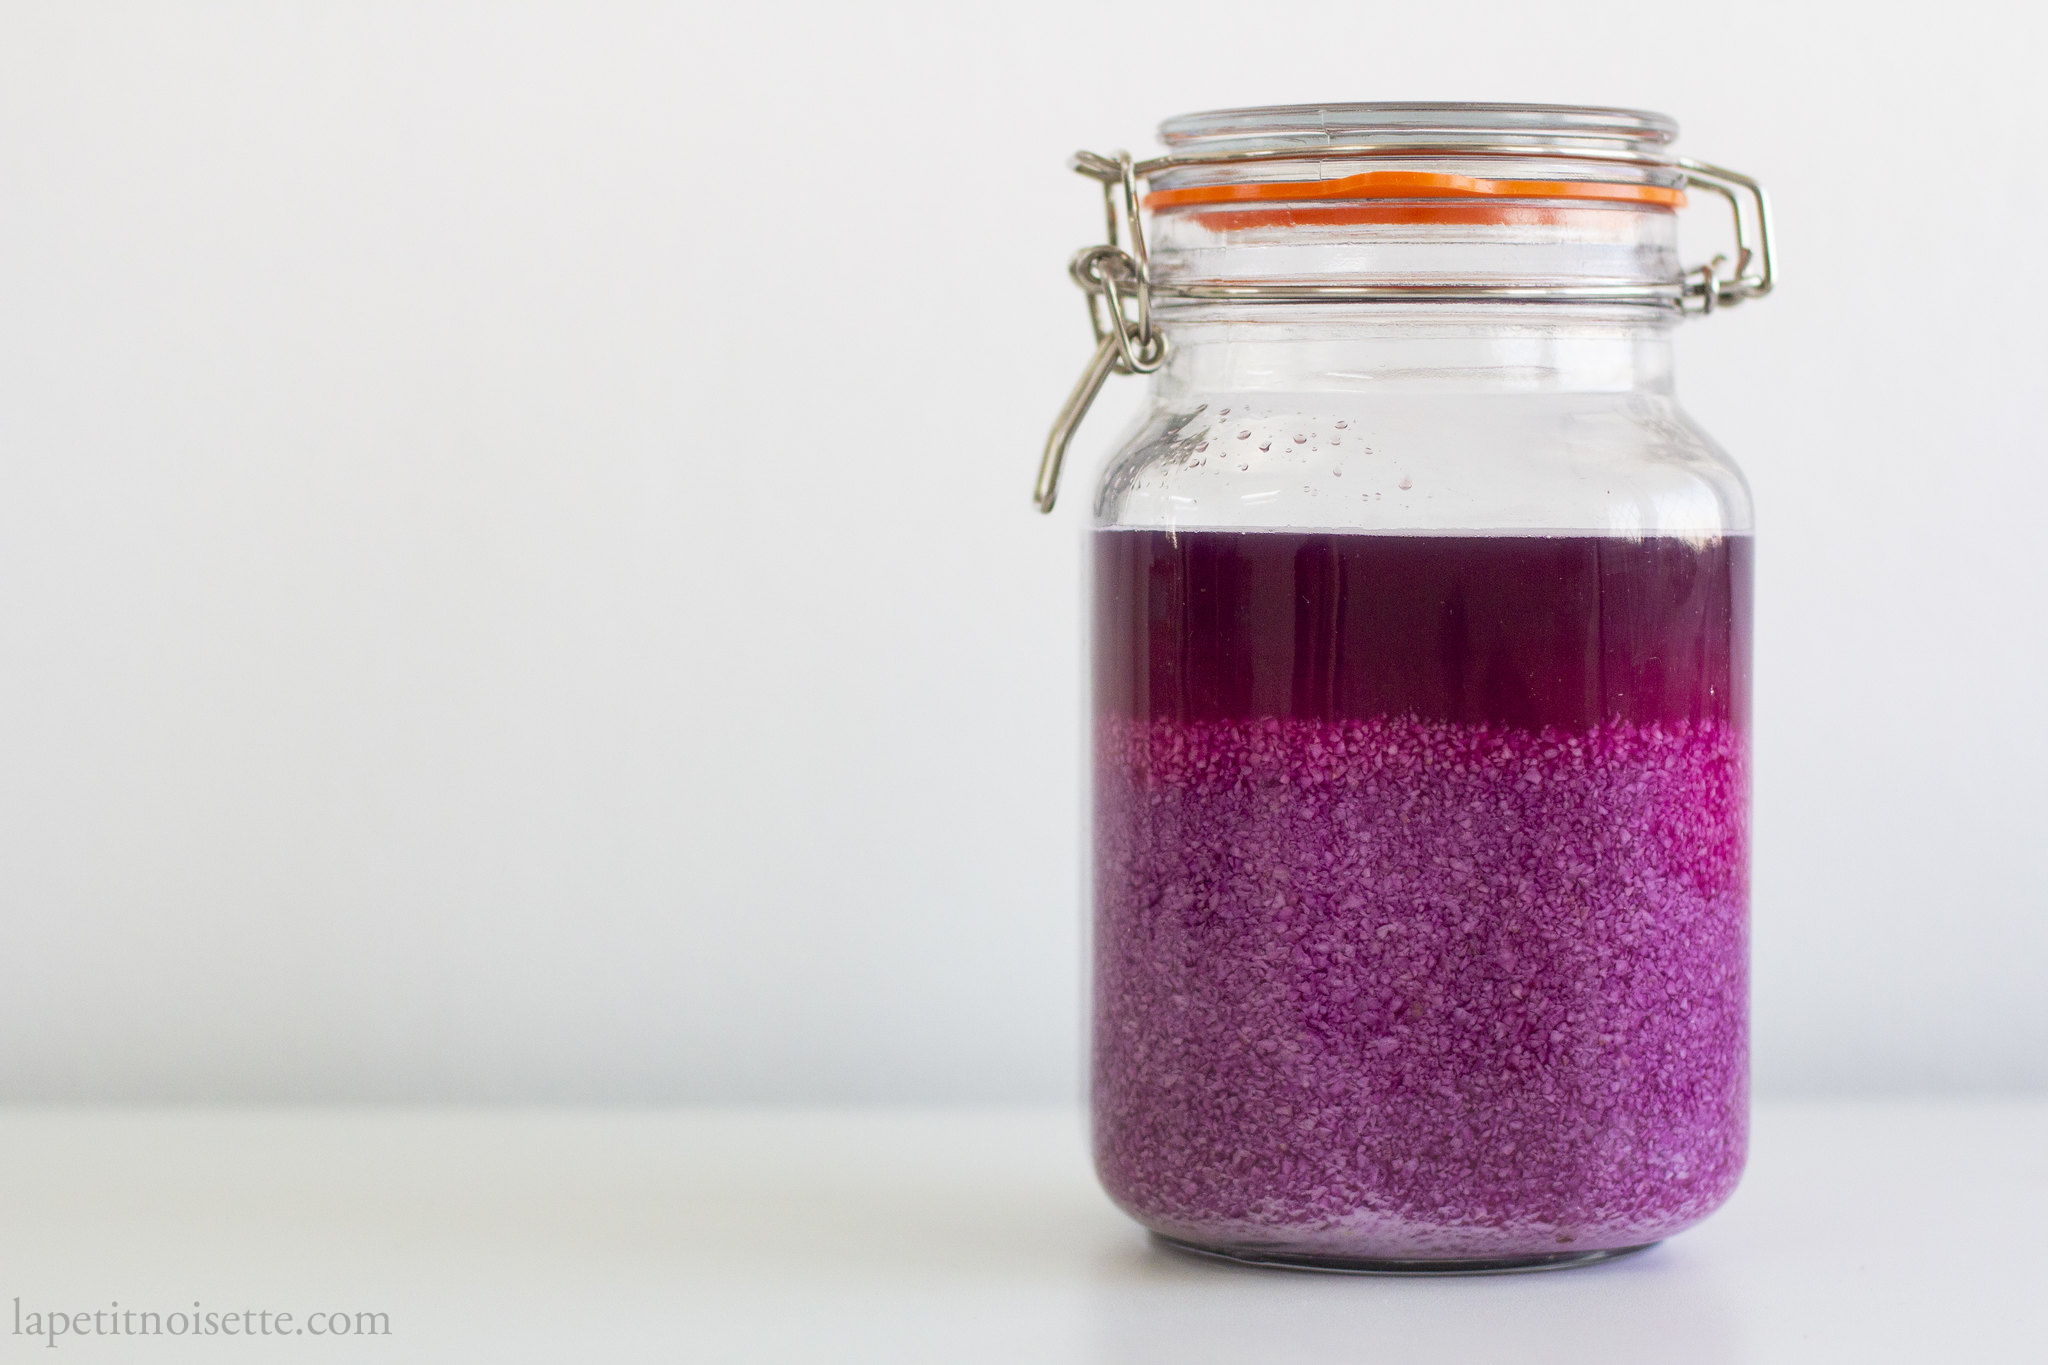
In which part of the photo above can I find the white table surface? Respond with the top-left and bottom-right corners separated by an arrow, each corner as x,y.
0,1100 -> 2041,1362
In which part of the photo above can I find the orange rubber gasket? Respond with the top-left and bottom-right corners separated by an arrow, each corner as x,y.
1185,202 -> 1651,231
1144,170 -> 1686,211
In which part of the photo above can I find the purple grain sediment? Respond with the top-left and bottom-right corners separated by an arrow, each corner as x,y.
1093,712 -> 1747,1258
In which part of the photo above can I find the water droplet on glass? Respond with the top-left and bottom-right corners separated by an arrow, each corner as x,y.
1335,420 -> 1348,429
1237,430 -> 1251,440
1259,442 -> 1271,452
1195,441 -> 1209,452
1399,475 -> 1414,490
1219,408 -> 1231,417
1239,463 -> 1249,471
1293,434 -> 1307,444
1191,404 -> 1207,414
1330,436 -> 1342,445
1333,468 -> 1343,477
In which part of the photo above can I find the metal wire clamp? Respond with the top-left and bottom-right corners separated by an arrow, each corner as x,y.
1033,145 -> 1775,513
1034,153 -> 1167,514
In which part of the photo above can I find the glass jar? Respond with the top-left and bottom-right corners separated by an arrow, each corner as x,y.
1038,104 -> 1773,1272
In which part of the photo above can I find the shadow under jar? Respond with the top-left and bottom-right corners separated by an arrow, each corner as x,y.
1038,104 -> 1775,1273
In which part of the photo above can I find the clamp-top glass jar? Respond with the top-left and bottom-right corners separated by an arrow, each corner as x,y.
1039,104 -> 1772,1272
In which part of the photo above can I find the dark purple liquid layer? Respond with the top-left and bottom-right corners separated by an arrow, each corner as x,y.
1095,530 -> 1749,731
1092,530 -> 1750,1260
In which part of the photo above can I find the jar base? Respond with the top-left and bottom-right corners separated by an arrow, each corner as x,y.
1151,1232 -> 1658,1277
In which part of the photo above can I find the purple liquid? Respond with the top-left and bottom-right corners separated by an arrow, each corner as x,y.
1092,530 -> 1750,1261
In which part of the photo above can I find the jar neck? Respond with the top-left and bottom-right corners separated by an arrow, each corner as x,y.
1150,306 -> 1676,399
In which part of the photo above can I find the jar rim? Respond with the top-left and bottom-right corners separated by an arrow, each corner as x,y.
1158,103 -> 1679,153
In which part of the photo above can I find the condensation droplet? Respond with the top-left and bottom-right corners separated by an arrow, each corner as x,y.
1219,408 -> 1231,417
1399,475 -> 1414,490
1237,429 -> 1251,440
1333,468 -> 1343,477
1335,420 -> 1348,429
1293,434 -> 1307,444
1195,441 -> 1209,452
1239,463 -> 1249,471
1330,436 -> 1342,446
1260,442 -> 1272,452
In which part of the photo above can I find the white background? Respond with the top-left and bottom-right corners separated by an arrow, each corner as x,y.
0,1 -> 2041,1104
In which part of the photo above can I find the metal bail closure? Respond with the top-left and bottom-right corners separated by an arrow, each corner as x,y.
1034,142 -> 1775,512
1034,153 -> 1166,514
1672,158 -> 1776,314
